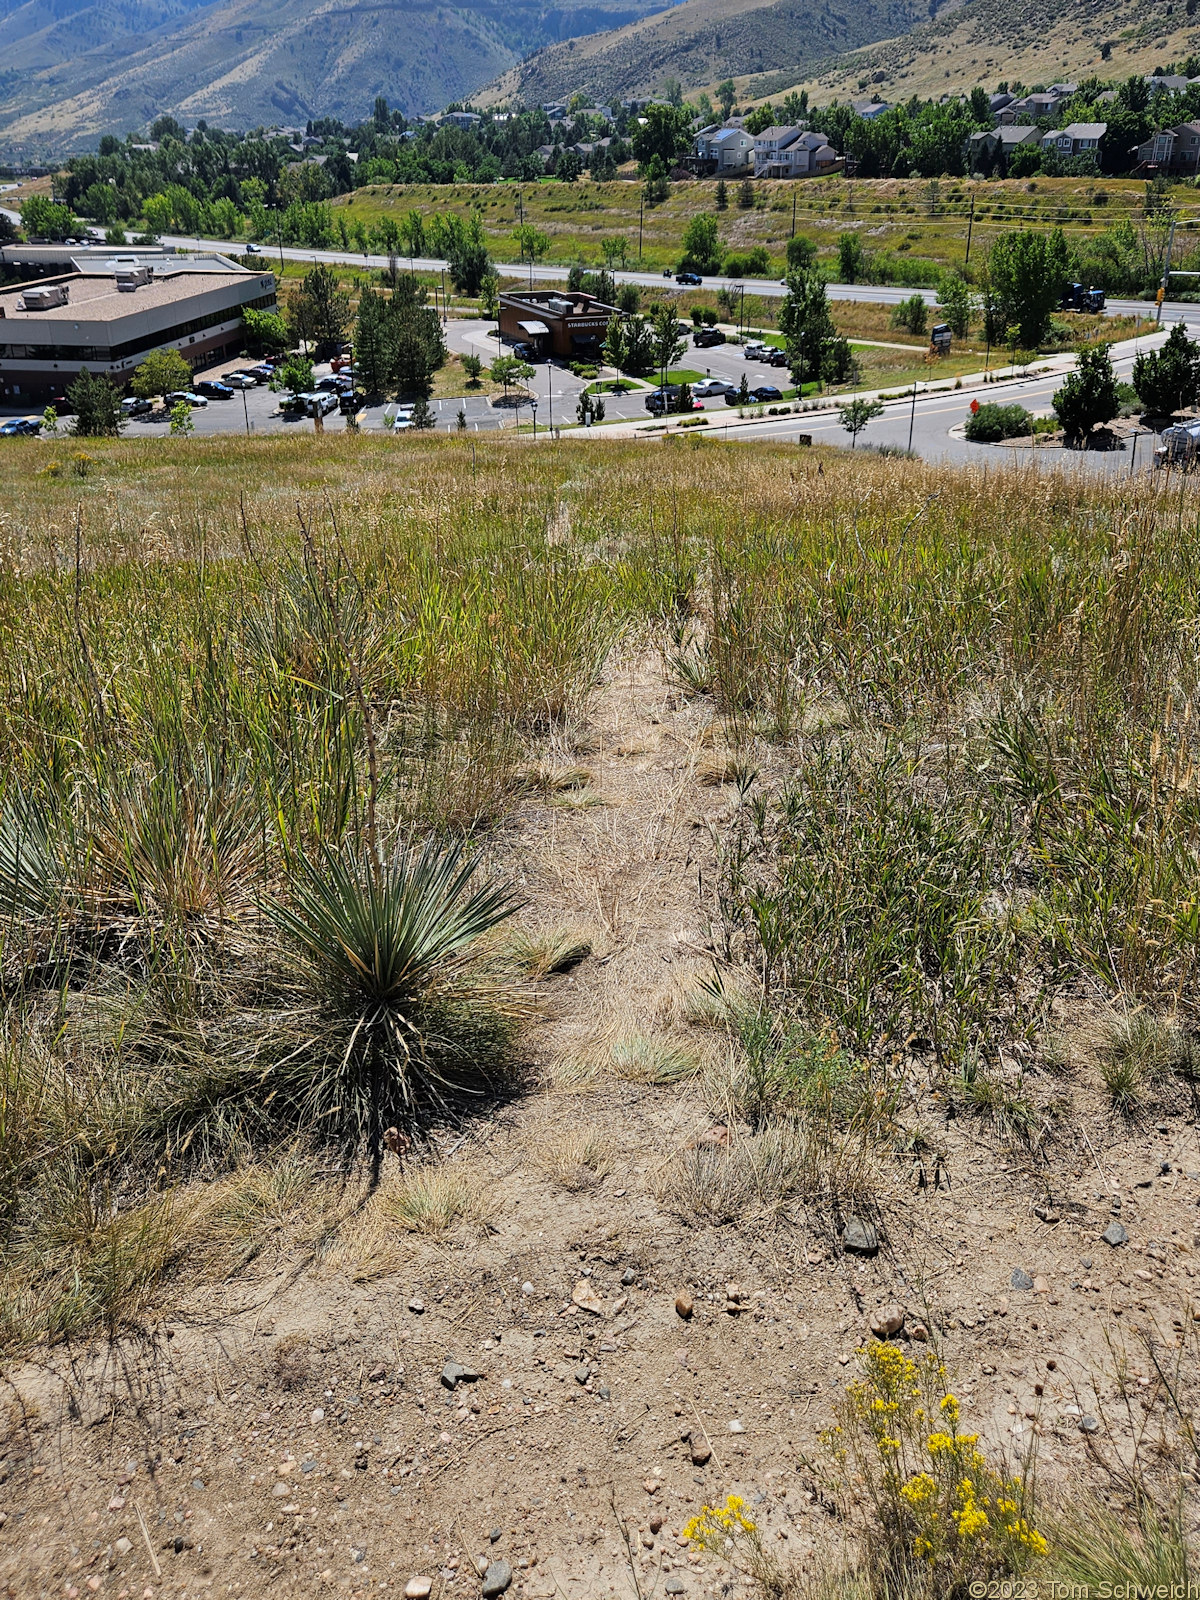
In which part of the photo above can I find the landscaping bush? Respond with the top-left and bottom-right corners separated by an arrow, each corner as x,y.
963,402 -> 1032,442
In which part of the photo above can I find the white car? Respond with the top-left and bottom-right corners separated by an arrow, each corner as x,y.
692,378 -> 737,398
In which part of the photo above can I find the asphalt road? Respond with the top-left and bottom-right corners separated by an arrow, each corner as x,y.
161,231 -> 1200,338
705,330 -> 1160,472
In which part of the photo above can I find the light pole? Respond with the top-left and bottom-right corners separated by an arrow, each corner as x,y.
241,386 -> 250,436
530,396 -> 538,441
907,373 -> 918,454
441,268 -> 448,326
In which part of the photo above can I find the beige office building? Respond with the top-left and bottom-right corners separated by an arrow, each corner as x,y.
0,254 -> 276,402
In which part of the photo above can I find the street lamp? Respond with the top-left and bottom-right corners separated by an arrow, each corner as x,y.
530,396 -> 538,441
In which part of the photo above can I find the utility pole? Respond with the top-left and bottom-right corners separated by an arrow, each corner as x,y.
791,190 -> 797,239
964,194 -> 975,265
1158,212 -> 1178,324
638,190 -> 644,266
441,268 -> 448,325
907,374 -> 918,454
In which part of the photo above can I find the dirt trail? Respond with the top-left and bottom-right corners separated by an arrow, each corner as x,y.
4,656 -> 1200,1599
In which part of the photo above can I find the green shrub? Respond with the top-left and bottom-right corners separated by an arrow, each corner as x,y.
963,402 -> 1032,442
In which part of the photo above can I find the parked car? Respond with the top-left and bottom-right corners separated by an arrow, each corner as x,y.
165,391 -> 208,407
315,375 -> 342,392
120,397 -> 153,417
676,271 -> 702,286
298,391 -> 338,416
764,349 -> 790,367
645,385 -> 681,414
512,341 -> 540,362
691,378 -> 737,398
339,390 -> 367,415
0,417 -> 41,436
223,373 -> 257,389
245,243 -> 262,254
196,380 -> 234,400
693,328 -> 725,347
749,385 -> 783,403
246,364 -> 276,381
743,343 -> 768,360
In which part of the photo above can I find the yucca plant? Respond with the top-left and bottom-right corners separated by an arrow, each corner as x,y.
265,839 -> 521,1166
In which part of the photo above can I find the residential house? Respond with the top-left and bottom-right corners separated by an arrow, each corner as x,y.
753,126 -> 840,178
1145,74 -> 1191,94
852,100 -> 890,119
968,124 -> 1042,168
998,90 -> 1067,124
1041,121 -> 1105,162
440,111 -> 481,129
691,125 -> 756,173
988,92 -> 1015,115
1135,120 -> 1200,175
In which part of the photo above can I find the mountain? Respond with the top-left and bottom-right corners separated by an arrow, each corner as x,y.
748,0 -> 1197,107
0,0 -> 677,157
478,0 -> 926,110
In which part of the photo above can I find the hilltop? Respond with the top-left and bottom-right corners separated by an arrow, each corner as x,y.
478,0 -> 924,110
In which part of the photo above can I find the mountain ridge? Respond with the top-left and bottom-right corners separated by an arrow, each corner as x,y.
0,0 -> 676,156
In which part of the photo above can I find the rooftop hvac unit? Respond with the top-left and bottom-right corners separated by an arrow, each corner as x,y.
116,265 -> 151,291
19,284 -> 70,311
545,297 -> 573,315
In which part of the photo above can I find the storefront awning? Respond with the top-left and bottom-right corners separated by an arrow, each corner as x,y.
518,320 -> 551,336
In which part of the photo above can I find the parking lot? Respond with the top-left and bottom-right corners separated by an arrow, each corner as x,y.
0,320 -> 802,441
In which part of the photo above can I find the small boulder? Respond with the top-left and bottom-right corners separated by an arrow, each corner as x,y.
405,1581 -> 433,1600
843,1216 -> 879,1256
675,1293 -> 694,1320
1079,1415 -> 1099,1434
482,1559 -> 513,1597
690,1440 -> 712,1466
869,1303 -> 904,1339
1010,1268 -> 1034,1291
1102,1222 -> 1128,1248
909,1321 -> 929,1343
441,1362 -> 467,1391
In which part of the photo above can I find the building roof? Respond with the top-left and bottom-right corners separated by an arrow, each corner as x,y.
1060,122 -> 1106,139
754,124 -> 804,144
0,266 -> 260,324
711,126 -> 752,144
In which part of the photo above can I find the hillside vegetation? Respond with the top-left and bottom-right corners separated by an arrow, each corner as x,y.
766,0 -> 1200,113
3,432 -> 1200,1594
0,0 -> 673,158
480,0 -> 924,109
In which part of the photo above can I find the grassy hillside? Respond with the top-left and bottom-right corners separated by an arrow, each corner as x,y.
336,170 -> 1200,282
749,0 -> 1200,110
0,0 -> 674,159
1,428 -> 1199,1599
480,0 -> 924,108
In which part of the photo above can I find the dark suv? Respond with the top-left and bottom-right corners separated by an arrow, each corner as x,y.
693,328 -> 725,347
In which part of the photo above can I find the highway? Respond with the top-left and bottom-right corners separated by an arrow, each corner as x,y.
164,231 -> 1190,329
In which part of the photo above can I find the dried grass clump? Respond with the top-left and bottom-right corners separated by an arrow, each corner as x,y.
1099,1011 -> 1194,1110
506,927 -> 593,979
610,1033 -> 703,1085
533,1129 -> 613,1191
378,1165 -> 496,1235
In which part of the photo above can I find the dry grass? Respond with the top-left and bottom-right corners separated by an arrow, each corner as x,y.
378,1164 -> 497,1235
506,926 -> 594,979
609,1032 -> 704,1085
532,1129 -> 614,1191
